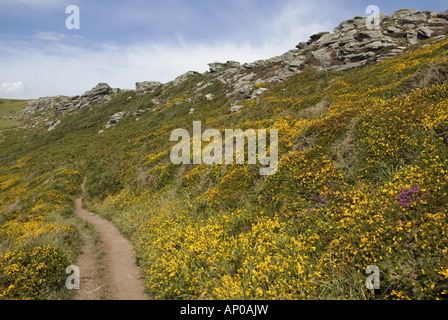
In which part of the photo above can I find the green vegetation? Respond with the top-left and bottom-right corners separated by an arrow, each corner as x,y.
0,99 -> 27,129
1,38 -> 448,300
0,162 -> 83,299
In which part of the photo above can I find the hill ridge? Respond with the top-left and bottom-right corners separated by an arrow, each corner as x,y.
18,8 -> 448,127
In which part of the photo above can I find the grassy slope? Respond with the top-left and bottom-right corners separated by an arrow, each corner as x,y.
0,99 -> 26,129
0,38 -> 448,300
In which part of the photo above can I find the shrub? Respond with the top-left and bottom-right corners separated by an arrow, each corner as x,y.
0,245 -> 71,300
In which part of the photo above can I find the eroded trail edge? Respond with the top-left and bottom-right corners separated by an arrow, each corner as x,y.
74,198 -> 149,300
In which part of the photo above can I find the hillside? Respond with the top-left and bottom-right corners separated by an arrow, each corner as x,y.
1,9 -> 448,300
0,99 -> 26,130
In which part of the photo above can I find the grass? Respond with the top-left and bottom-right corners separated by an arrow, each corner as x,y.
0,164 -> 84,299
0,99 -> 27,129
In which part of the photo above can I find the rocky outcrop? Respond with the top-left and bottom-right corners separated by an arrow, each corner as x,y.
83,83 -> 112,99
55,96 -> 84,115
208,61 -> 241,73
230,105 -> 244,113
188,9 -> 447,102
55,83 -> 112,116
22,97 -> 54,117
45,120 -> 61,132
268,9 -> 448,79
20,9 -> 448,127
170,71 -> 200,87
105,111 -> 126,129
136,81 -> 162,93
22,83 -> 114,119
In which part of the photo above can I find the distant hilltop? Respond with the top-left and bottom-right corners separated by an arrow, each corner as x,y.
21,9 -> 448,124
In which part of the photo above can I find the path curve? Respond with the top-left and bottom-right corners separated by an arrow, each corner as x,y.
74,198 -> 149,300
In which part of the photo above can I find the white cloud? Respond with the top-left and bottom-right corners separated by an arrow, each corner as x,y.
0,39 -> 293,99
0,0 -> 347,99
0,82 -> 26,98
34,31 -> 67,41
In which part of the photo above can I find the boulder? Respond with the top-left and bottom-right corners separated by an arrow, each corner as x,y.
289,56 -> 306,72
428,18 -> 448,25
363,41 -> 394,51
83,83 -> 112,98
312,48 -> 334,68
418,26 -> 434,39
171,71 -> 200,87
355,30 -> 386,42
243,63 -> 255,69
315,33 -> 339,47
343,51 -> 375,63
135,81 -> 162,93
407,30 -> 419,45
384,26 -> 406,37
243,60 -> 265,69
392,9 -> 427,24
47,120 -> 61,132
226,61 -> 241,68
437,10 -> 448,20
337,29 -> 358,46
134,110 -> 146,117
392,9 -> 419,17
239,85 -> 253,99
277,69 -> 295,81
208,61 -> 241,73
105,112 -> 125,129
230,106 -> 244,113
208,62 -> 226,73
252,87 -> 268,97
307,32 -> 330,45
295,42 -> 308,50
334,16 -> 366,32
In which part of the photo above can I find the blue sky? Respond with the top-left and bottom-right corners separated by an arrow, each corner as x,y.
0,0 -> 446,99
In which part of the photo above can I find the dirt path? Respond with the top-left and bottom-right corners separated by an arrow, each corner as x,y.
73,229 -> 103,300
74,198 -> 150,300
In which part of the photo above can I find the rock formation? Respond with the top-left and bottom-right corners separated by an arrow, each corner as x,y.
17,9 -> 448,130
105,111 -> 126,129
273,9 -> 448,77
22,97 -> 58,117
196,9 -> 447,100
22,83 -> 113,118
136,81 -> 162,93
